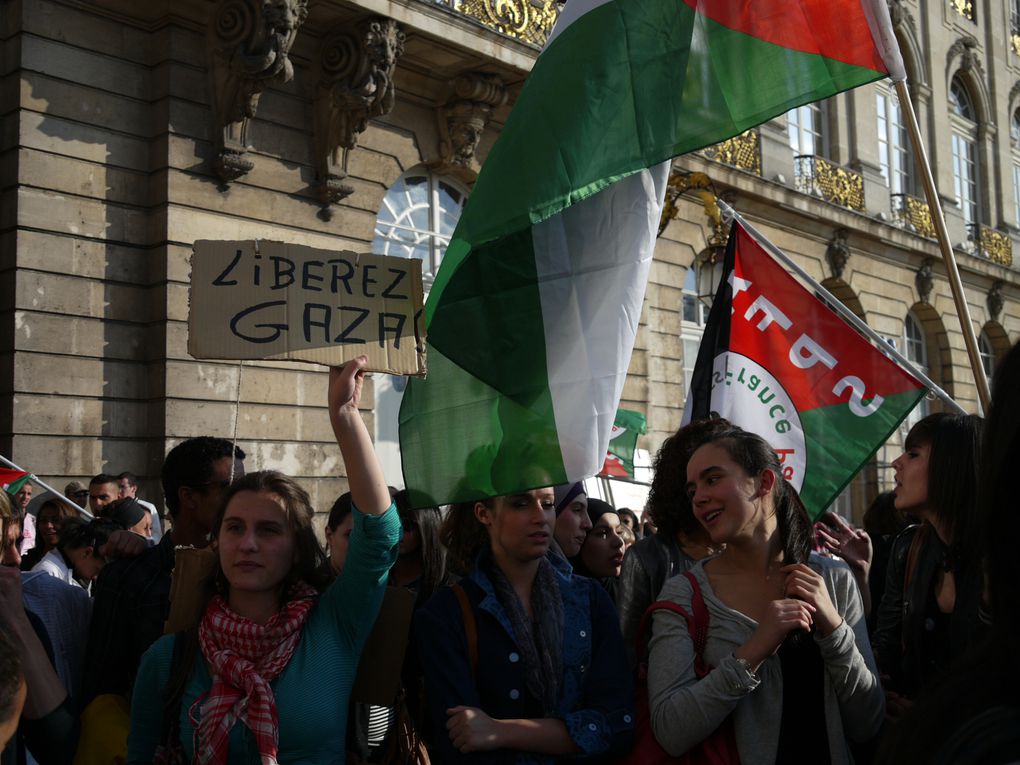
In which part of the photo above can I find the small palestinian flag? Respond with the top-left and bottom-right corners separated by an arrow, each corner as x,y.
601,409 -> 648,479
0,468 -> 31,496
684,222 -> 926,518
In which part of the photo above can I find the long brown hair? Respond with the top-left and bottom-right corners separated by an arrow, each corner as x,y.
212,470 -> 332,594
440,499 -> 492,576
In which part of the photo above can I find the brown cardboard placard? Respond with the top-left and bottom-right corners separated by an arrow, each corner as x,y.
189,241 -> 427,375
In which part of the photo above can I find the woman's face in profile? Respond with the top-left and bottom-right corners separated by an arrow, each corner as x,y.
218,490 -> 296,595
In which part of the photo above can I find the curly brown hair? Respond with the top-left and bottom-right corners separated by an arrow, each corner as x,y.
646,417 -> 733,542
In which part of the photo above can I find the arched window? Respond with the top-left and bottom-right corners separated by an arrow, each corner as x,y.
903,313 -> 929,427
372,169 -> 469,285
876,84 -> 911,195
979,330 -> 996,382
371,168 -> 469,484
949,78 -> 980,226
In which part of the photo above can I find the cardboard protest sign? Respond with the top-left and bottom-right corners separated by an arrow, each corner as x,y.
189,241 -> 426,375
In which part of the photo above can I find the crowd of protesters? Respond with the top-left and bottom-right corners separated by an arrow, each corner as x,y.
0,343 -> 1017,764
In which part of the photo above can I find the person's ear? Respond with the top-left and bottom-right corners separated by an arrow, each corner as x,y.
474,501 -> 492,526
757,469 -> 777,498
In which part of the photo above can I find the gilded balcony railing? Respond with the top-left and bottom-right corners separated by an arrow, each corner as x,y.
950,0 -> 975,21
967,223 -> 1014,267
891,193 -> 936,238
794,155 -> 865,212
432,0 -> 561,46
699,129 -> 762,176
1012,8 -> 1020,55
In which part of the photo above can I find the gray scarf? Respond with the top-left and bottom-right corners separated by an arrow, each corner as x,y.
486,555 -> 564,715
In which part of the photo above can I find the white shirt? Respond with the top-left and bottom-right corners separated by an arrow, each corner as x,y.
31,548 -> 82,588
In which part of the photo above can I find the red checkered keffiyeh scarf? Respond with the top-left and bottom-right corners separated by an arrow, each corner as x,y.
194,582 -> 318,765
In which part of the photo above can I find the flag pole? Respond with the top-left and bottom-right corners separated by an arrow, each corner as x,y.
716,199 -> 967,417
894,79 -> 991,415
0,454 -> 94,518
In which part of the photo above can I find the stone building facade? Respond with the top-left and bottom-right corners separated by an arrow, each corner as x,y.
0,0 -> 1017,521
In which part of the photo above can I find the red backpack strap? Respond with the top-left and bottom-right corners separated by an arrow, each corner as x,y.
634,570 -> 712,676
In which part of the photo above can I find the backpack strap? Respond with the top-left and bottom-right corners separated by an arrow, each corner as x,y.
450,583 -> 478,682
634,570 -> 712,678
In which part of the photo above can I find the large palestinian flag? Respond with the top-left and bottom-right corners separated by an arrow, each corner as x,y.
399,0 -> 905,508
684,222 -> 926,518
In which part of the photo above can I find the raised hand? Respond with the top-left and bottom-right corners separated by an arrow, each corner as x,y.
328,356 -> 369,421
815,513 -> 872,574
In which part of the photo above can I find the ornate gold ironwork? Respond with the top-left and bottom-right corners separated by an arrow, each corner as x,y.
699,129 -> 762,176
453,0 -> 560,46
794,155 -> 865,212
950,0 -> 974,21
658,171 -> 728,247
968,224 -> 1013,266
1013,32 -> 1020,56
891,193 -> 936,239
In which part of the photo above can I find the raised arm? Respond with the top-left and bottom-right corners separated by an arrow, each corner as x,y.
329,357 -> 390,517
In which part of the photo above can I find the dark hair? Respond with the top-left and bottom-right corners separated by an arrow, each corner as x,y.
57,517 -> 118,552
904,412 -> 983,566
616,507 -> 640,534
326,492 -> 354,531
212,470 -> 331,593
89,473 -> 118,489
161,437 -> 245,518
647,418 -> 734,542
691,423 -> 813,565
37,499 -> 75,523
441,500 -> 490,576
393,490 -> 449,606
861,491 -> 907,538
980,341 -> 1020,641
117,471 -> 139,487
0,630 -> 23,728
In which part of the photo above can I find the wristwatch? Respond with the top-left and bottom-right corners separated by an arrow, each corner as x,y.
733,656 -> 760,683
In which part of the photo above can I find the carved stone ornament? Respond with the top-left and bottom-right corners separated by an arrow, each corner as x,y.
313,17 -> 405,214
436,73 -> 507,173
887,0 -> 914,30
826,229 -> 851,280
915,257 -> 935,305
207,0 -> 308,183
988,281 -> 1004,322
946,36 -> 983,79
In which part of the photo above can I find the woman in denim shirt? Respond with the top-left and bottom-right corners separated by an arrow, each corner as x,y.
416,487 -> 634,764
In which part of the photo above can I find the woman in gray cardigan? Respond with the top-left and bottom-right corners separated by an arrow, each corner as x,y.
647,424 -> 883,765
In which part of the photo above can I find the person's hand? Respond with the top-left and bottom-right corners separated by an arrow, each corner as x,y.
815,513 -> 873,574
781,563 -> 842,636
99,529 -> 149,559
885,690 -> 913,721
738,598 -> 815,668
446,706 -> 502,753
328,357 -> 369,421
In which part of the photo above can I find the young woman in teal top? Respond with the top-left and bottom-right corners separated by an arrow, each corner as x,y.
127,358 -> 402,764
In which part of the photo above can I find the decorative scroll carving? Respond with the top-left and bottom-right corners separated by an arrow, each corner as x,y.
207,0 -> 308,183
436,73 -> 507,173
947,35 -> 982,79
453,0 -> 560,46
916,258 -> 934,305
313,17 -> 405,215
826,229 -> 851,280
887,0 -> 915,30
968,224 -> 1014,266
699,129 -> 762,176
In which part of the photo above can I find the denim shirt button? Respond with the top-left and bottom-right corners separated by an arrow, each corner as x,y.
509,689 -> 520,700
509,652 -> 520,663
588,723 -> 597,731
624,714 -> 633,723
579,630 -> 587,637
